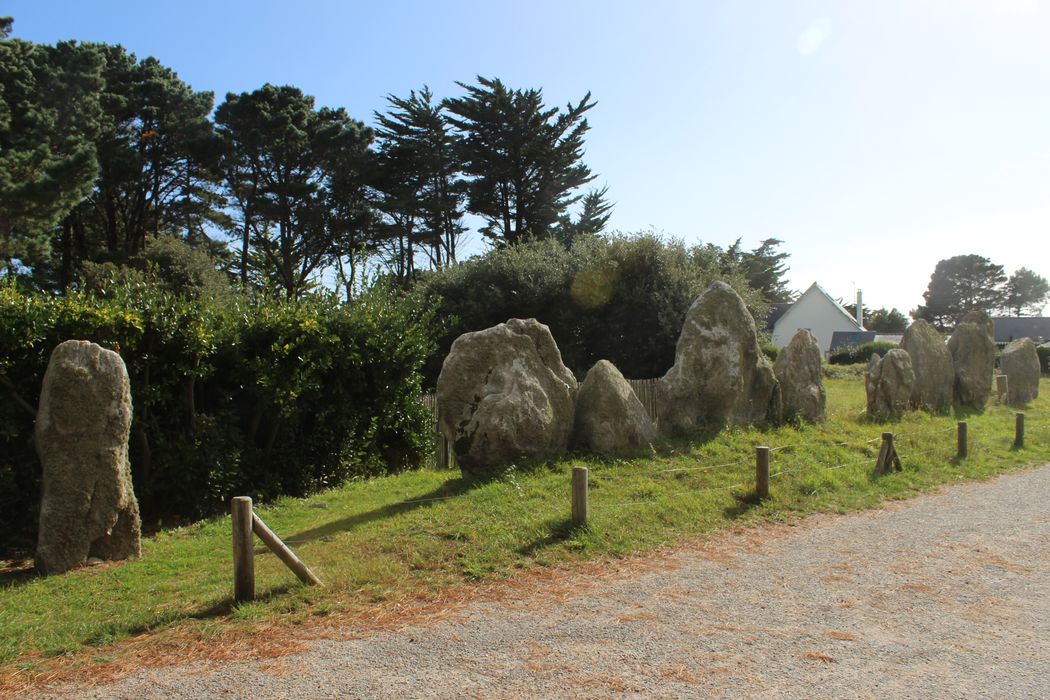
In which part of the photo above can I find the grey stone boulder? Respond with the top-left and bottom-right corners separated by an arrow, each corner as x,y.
774,329 -> 826,423
574,360 -> 656,456
1000,338 -> 1040,406
901,320 -> 953,410
437,319 -> 577,476
947,311 -> 996,409
866,348 -> 915,418
656,281 -> 781,434
35,340 -> 141,575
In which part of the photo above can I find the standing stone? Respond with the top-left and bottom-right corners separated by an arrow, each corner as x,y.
866,349 -> 915,418
437,319 -> 576,476
947,311 -> 996,409
657,281 -> 781,435
1000,338 -> 1040,406
901,319 -> 953,410
774,329 -> 826,423
574,360 -> 656,456
35,340 -> 141,575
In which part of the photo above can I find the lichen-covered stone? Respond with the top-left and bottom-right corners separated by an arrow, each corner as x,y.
947,311 -> 996,409
866,348 -> 915,418
437,319 -> 576,475
1000,338 -> 1040,406
574,360 -> 656,455
901,319 -> 953,410
35,340 -> 141,575
773,329 -> 826,423
657,281 -> 781,434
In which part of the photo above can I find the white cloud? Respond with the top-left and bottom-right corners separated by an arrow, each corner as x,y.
797,18 -> 833,55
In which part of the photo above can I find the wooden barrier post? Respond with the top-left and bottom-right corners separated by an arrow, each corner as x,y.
755,446 -> 770,500
957,421 -> 968,460
874,432 -> 901,476
1015,412 -> 1025,449
252,514 -> 323,587
571,467 -> 589,528
232,496 -> 255,603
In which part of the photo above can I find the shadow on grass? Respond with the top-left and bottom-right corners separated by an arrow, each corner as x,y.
285,473 -> 492,544
74,582 -> 299,652
517,517 -> 579,557
0,560 -> 37,590
722,491 -> 762,520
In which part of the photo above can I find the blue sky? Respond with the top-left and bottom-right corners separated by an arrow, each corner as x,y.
9,0 -> 1049,313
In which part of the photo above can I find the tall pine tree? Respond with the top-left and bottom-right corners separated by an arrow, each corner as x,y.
444,76 -> 596,245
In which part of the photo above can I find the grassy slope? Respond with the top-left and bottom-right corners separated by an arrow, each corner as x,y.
1,376 -> 1048,673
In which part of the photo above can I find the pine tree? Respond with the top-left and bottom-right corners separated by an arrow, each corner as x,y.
913,254 -> 1006,329
444,76 -> 596,245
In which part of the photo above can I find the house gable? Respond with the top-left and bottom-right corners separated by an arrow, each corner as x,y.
773,283 -> 864,355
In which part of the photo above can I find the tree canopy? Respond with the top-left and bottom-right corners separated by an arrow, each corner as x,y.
1003,267 -> 1049,317
0,31 -> 104,275
444,76 -> 597,245
913,254 -> 1007,329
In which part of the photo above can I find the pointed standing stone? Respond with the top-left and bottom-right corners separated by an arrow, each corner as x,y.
35,340 -> 141,575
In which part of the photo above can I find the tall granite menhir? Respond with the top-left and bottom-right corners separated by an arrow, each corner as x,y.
901,319 -> 953,410
35,340 -> 142,575
948,311 -> 996,409
1000,338 -> 1041,406
437,319 -> 577,476
774,329 -> 826,423
657,281 -> 781,434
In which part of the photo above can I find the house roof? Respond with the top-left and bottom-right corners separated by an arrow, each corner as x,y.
774,282 -> 865,333
993,317 -> 1050,344
763,302 -> 793,331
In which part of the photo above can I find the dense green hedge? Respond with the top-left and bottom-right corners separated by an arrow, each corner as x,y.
0,280 -> 436,547
828,341 -> 898,366
1039,344 -> 1050,376
415,234 -> 766,383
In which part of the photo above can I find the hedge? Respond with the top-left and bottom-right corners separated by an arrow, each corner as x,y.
0,280 -> 436,548
828,341 -> 899,366
1038,344 -> 1050,376
414,234 -> 767,384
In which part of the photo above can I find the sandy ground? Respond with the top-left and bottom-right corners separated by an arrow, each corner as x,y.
41,465 -> 1050,699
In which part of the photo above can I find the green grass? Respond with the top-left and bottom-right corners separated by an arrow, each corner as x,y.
2,376 -> 1049,675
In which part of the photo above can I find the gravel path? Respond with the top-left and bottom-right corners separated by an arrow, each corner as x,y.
50,465 -> 1050,699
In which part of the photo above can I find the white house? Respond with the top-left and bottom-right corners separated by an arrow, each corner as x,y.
770,282 -> 865,355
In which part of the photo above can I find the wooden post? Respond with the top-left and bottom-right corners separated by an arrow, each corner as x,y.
957,421 -> 968,460
231,496 -> 255,603
996,374 -> 1009,404
1015,412 -> 1025,449
252,514 -> 323,587
755,446 -> 770,500
571,466 -> 589,528
874,432 -> 902,476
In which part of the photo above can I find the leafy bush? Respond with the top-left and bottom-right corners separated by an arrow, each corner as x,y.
0,279 -> 435,547
415,233 -> 766,382
828,341 -> 898,366
761,343 -> 779,362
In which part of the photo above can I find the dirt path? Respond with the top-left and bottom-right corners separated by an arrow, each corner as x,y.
46,465 -> 1050,699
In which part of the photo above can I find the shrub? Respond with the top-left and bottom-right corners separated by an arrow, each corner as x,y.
828,341 -> 897,365
0,279 -> 435,547
1038,344 -> 1050,376
761,343 -> 779,362
414,233 -> 766,383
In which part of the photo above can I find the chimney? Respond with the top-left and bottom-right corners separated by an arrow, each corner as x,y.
856,289 -> 864,328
